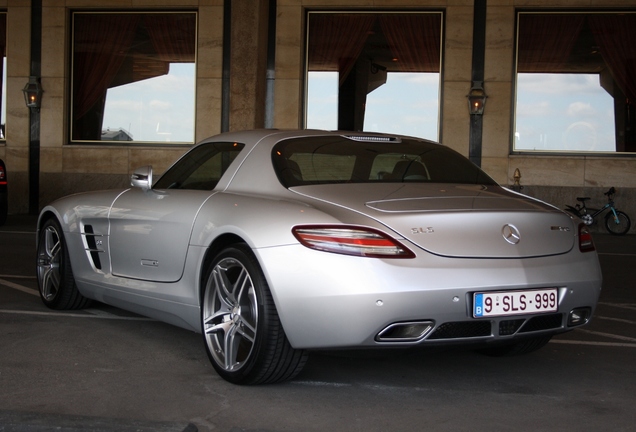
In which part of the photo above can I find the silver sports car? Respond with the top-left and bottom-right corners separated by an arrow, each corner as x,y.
36,129 -> 602,384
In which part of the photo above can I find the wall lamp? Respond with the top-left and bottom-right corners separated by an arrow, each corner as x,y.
22,76 -> 43,111
467,81 -> 487,115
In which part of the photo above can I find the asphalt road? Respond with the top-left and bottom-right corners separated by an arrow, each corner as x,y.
0,214 -> 634,432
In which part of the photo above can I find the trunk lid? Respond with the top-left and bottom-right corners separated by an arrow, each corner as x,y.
290,184 -> 575,258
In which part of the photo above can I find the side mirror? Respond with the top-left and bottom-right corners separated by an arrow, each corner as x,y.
131,166 -> 153,191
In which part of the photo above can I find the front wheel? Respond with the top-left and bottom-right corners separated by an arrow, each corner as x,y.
201,244 -> 307,384
36,218 -> 90,309
605,210 -> 631,235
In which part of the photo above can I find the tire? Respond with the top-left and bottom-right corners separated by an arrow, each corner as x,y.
476,335 -> 552,357
36,218 -> 91,310
201,244 -> 308,384
604,210 -> 631,236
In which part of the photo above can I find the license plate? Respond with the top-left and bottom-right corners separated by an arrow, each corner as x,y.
473,288 -> 558,318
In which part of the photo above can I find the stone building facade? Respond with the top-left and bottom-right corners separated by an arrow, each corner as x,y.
1,0 -> 634,232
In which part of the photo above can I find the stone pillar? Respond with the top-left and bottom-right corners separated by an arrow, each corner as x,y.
229,0 -> 270,131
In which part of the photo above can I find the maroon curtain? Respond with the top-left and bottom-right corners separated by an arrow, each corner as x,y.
144,14 -> 196,63
0,13 -> 6,133
378,14 -> 441,73
72,14 -> 140,121
0,14 -> 6,57
588,14 -> 636,104
517,14 -> 585,73
308,14 -> 376,85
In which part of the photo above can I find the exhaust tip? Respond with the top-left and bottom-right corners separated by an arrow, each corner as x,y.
376,321 -> 435,342
568,307 -> 592,327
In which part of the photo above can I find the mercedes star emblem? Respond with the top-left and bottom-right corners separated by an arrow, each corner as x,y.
502,224 -> 521,245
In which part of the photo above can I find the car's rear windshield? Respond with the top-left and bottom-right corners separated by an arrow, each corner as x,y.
272,135 -> 496,188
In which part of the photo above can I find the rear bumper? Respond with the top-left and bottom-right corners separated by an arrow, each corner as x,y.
257,245 -> 602,349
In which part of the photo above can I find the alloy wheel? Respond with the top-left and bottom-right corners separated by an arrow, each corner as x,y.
37,225 -> 62,302
202,257 -> 259,372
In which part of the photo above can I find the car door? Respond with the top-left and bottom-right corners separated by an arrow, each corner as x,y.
108,187 -> 212,283
107,141 -> 245,283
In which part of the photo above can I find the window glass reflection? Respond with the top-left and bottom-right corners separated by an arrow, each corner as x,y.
515,73 -> 615,152
0,13 -> 6,140
71,12 -> 196,144
306,12 -> 442,141
515,12 -> 636,153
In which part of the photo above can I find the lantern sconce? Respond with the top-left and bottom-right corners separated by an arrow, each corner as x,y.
467,81 -> 487,115
512,168 -> 524,192
22,76 -> 44,111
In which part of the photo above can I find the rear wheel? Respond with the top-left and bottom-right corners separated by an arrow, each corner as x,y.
36,218 -> 90,309
201,244 -> 307,384
605,210 -> 631,235
476,335 -> 552,357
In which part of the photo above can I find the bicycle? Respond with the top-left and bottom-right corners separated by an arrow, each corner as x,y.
565,187 -> 631,236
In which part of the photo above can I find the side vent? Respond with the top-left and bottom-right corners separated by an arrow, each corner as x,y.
82,225 -> 103,270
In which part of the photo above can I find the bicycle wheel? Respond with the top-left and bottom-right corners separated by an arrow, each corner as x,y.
604,210 -> 631,235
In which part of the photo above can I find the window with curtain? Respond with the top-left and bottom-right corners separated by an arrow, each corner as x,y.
305,12 -> 443,141
515,12 -> 636,154
71,12 -> 197,144
0,13 -> 6,140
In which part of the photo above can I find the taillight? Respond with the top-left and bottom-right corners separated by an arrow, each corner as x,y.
292,225 -> 415,258
0,164 -> 6,185
578,223 -> 595,253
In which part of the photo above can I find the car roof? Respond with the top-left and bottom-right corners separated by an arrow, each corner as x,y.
198,129 -> 439,147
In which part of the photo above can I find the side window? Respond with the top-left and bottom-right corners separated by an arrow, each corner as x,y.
71,12 -> 197,144
515,12 -> 636,153
180,149 -> 241,190
305,12 -> 443,141
154,142 -> 244,190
